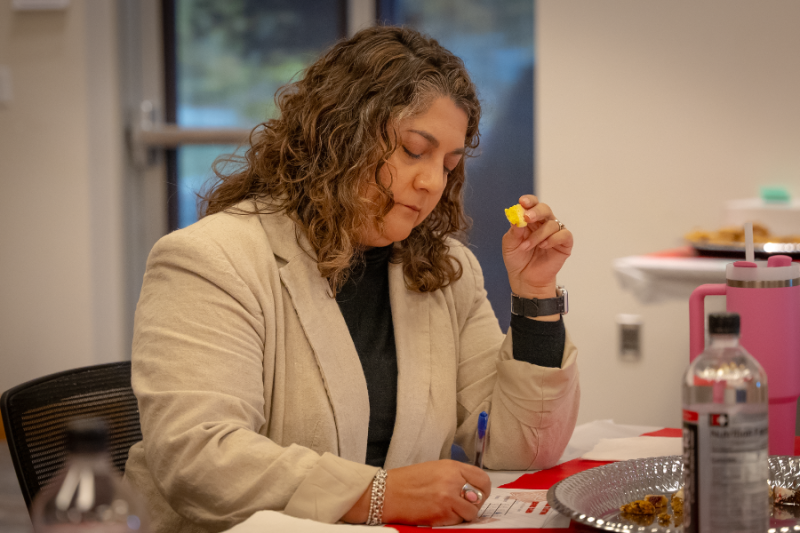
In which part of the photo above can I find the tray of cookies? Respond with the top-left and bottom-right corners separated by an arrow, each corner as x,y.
686,223 -> 800,258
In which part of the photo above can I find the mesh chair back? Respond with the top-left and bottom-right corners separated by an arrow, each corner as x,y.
0,361 -> 142,510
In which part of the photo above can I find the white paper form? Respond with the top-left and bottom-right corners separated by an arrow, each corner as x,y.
436,489 -> 570,529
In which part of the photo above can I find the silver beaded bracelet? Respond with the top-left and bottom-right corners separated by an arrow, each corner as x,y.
366,468 -> 388,526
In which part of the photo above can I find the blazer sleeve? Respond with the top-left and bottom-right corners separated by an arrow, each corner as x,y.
131,223 -> 377,531
450,245 -> 580,471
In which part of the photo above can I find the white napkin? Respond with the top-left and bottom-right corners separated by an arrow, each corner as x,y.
224,511 -> 399,532
580,436 -> 682,461
556,419 -> 662,464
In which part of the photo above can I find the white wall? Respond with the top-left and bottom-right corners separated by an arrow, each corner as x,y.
0,0 -> 125,394
537,0 -> 800,428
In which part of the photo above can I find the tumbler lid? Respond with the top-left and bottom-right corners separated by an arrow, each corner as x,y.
727,257 -> 800,286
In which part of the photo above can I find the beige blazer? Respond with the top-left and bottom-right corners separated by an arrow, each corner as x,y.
124,202 -> 580,533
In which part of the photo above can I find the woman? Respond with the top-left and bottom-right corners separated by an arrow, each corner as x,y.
124,26 -> 578,532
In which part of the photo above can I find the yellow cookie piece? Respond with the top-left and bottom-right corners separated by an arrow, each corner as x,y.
504,204 -> 528,227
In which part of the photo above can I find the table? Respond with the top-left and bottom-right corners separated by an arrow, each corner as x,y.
391,421 -> 800,532
614,246 -> 800,304
223,421 -> 800,532
613,246 -> 728,304
389,420 -> 672,532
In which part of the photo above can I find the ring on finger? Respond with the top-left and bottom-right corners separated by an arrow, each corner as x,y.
461,482 -> 484,505
554,219 -> 565,232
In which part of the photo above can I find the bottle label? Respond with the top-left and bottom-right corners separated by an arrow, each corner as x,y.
682,404 -> 769,533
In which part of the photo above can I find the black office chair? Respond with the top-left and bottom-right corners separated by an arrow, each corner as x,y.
1,361 -> 142,510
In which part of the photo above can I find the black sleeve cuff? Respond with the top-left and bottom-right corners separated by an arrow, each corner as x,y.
510,314 -> 566,368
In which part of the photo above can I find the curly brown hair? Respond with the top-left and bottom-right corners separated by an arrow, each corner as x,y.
201,25 -> 481,293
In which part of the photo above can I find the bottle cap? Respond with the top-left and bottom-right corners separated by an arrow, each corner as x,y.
709,312 -> 740,335
66,417 -> 109,454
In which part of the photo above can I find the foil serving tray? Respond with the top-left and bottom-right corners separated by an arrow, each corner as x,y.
546,455 -> 800,532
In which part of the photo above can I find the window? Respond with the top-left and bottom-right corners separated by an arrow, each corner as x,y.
131,0 -> 534,330
166,0 -> 346,229
383,0 -> 535,328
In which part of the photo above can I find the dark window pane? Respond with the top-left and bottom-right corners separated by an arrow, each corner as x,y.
175,144 -> 237,228
390,0 -> 536,330
173,0 -> 344,228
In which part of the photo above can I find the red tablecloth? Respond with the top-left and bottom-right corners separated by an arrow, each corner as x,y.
646,245 -> 700,258
389,429 -> 800,532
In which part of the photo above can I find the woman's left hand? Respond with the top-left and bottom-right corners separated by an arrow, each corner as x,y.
502,194 -> 573,300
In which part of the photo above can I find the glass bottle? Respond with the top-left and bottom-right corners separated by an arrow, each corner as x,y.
31,418 -> 148,533
682,312 -> 769,533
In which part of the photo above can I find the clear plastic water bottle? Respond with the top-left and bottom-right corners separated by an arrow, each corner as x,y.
31,418 -> 148,533
682,312 -> 769,533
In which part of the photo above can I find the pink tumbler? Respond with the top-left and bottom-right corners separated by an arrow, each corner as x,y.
690,255 -> 800,455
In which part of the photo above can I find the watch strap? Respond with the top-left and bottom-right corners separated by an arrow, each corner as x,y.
511,287 -> 568,317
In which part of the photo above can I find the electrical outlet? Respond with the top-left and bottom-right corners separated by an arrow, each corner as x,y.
617,314 -> 642,361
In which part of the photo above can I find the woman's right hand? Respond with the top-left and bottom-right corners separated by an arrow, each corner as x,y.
380,459 -> 491,526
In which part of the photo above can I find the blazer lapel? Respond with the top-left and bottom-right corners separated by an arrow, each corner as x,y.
385,261 -> 432,468
265,209 -> 370,464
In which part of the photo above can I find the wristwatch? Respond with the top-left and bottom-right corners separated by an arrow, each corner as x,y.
511,285 -> 568,317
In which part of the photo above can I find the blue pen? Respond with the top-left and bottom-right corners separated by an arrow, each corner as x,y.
474,411 -> 488,468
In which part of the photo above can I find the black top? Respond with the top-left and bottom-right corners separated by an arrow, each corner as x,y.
335,246 -> 566,467
336,246 -> 398,467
